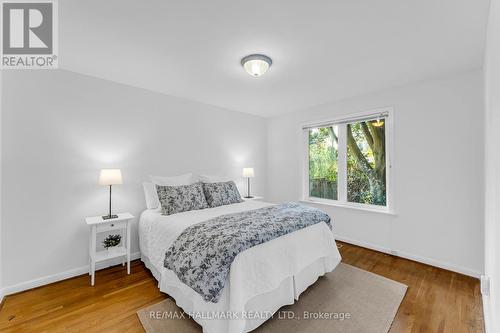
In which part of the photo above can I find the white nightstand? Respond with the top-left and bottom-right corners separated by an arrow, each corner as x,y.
242,196 -> 264,201
85,212 -> 134,286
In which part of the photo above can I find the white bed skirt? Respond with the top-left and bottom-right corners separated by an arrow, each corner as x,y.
142,254 -> 340,333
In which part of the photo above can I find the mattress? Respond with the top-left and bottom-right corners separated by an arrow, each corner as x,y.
139,201 -> 341,333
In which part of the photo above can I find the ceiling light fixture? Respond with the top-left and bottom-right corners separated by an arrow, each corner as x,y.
241,54 -> 272,77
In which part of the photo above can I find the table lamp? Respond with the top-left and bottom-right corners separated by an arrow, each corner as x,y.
99,169 -> 122,220
242,167 -> 254,198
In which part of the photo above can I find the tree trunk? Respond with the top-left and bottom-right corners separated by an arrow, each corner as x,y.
347,122 -> 386,204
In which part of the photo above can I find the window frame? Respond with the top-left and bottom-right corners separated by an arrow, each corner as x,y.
302,108 -> 394,214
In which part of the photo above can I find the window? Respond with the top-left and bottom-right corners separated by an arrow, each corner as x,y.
304,109 -> 392,211
347,120 -> 386,206
308,126 -> 338,200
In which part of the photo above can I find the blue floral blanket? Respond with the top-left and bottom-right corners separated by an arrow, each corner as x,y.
163,202 -> 332,303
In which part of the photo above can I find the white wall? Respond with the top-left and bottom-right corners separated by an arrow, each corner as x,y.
484,0 -> 500,330
1,70 -> 267,290
0,70 -> 3,300
267,70 -> 484,277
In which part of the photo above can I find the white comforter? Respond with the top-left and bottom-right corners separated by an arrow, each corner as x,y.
139,201 -> 341,333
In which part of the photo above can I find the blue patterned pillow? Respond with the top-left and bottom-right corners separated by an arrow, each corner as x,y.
156,183 -> 208,215
202,181 -> 243,208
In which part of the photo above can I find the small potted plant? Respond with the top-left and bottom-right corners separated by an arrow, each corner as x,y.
103,234 -> 122,253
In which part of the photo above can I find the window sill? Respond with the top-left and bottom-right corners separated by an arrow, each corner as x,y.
300,199 -> 397,216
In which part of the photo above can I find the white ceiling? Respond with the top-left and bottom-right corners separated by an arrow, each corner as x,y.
60,0 -> 490,117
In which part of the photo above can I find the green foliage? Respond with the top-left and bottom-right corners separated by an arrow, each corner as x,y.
347,155 -> 372,203
308,127 -> 338,200
309,121 -> 386,206
347,121 -> 386,206
103,234 -> 121,249
308,127 -> 338,182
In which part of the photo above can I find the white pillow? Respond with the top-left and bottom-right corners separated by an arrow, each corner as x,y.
198,174 -> 232,183
143,182 -> 160,209
149,173 -> 197,186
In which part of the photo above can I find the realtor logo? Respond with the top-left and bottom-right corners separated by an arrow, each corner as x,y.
1,0 -> 58,69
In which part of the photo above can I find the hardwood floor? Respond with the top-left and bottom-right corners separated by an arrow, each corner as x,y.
0,242 -> 484,333
338,242 -> 484,333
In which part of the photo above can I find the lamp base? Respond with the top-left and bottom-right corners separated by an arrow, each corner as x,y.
244,196 -> 254,199
102,214 -> 119,220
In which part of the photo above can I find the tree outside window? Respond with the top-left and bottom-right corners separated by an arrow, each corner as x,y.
307,115 -> 388,208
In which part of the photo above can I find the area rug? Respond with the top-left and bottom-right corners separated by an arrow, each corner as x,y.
137,263 -> 407,333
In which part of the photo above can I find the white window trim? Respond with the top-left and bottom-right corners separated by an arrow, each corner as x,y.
301,107 -> 395,214
299,198 -> 397,215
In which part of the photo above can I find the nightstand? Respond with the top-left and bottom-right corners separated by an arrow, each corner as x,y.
85,212 -> 134,286
242,196 -> 264,201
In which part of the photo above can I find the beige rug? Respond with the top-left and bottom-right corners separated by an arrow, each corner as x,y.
137,263 -> 407,333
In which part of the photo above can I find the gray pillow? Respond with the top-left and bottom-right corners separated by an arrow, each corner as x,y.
156,182 -> 208,215
202,181 -> 243,208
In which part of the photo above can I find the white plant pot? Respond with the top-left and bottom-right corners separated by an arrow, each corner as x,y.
107,246 -> 120,254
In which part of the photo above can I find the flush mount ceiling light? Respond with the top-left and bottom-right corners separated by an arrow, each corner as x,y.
241,54 -> 272,77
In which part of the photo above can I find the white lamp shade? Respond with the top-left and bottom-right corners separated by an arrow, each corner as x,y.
242,168 -> 255,178
99,169 -> 123,185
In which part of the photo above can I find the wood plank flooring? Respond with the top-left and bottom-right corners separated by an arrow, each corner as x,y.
0,242 -> 484,333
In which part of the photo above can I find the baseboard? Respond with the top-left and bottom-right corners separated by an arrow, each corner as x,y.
335,235 -> 393,254
335,235 -> 482,279
2,252 -> 141,297
483,294 -> 492,333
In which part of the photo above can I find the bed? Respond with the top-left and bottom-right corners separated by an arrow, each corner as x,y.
139,198 -> 341,333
